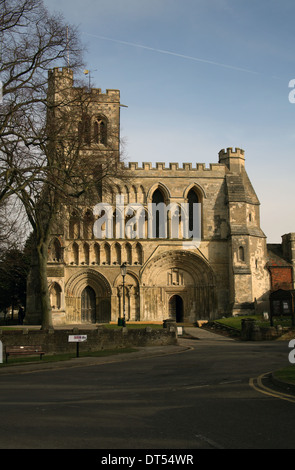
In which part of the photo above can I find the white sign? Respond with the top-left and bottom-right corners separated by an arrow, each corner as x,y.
68,335 -> 87,343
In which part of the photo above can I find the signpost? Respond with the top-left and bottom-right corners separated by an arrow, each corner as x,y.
68,335 -> 87,358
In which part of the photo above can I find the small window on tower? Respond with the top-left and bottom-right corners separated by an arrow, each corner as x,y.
238,246 -> 245,262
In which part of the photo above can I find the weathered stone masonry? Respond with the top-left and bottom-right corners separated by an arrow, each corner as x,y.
26,68 -> 295,326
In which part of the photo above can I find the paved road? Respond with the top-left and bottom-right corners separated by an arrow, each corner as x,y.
0,328 -> 294,450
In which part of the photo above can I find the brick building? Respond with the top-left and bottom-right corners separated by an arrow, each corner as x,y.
267,234 -> 295,291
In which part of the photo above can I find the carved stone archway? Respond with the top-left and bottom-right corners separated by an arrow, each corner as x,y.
65,269 -> 112,324
140,250 -> 217,322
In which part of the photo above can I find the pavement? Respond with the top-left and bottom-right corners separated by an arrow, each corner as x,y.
0,343 -> 190,376
0,326 -> 231,376
183,326 -> 235,341
0,326 -> 294,398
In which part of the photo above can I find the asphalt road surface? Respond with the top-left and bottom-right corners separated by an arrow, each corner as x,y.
0,332 -> 294,451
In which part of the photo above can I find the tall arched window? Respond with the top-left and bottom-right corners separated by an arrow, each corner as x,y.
83,210 -> 94,239
104,243 -> 111,265
49,238 -> 62,262
114,242 -> 121,265
69,212 -> 80,239
152,189 -> 165,238
93,117 -> 107,145
187,189 -> 199,233
83,243 -> 90,265
94,243 -> 100,264
73,242 -> 79,265
135,243 -> 143,265
78,114 -> 91,145
125,243 -> 132,265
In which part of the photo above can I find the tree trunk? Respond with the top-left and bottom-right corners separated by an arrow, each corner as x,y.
36,240 -> 53,330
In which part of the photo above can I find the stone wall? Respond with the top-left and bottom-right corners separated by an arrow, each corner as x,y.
0,327 -> 177,355
241,318 -> 293,341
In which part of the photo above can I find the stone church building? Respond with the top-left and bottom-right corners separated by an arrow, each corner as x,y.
26,68 -> 295,326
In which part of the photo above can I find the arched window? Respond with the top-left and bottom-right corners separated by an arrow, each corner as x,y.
125,243 -> 132,265
83,243 -> 90,265
137,185 -> 146,204
114,242 -> 121,265
78,114 -> 91,145
83,210 -> 94,239
103,243 -> 110,265
69,212 -> 80,239
238,246 -> 245,262
187,189 -> 199,233
135,243 -> 143,265
73,242 -> 79,265
93,117 -> 107,145
152,188 -> 165,238
94,243 -> 100,264
50,238 -> 62,262
93,121 -> 99,143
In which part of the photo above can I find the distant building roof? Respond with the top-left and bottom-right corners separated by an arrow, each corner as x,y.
267,244 -> 292,267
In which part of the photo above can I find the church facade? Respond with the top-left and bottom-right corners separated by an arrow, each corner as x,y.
26,68 -> 295,326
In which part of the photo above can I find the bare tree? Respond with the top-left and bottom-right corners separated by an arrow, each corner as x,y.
0,0 -> 127,329
0,0 -> 83,202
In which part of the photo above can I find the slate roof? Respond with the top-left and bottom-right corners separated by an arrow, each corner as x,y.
267,244 -> 292,267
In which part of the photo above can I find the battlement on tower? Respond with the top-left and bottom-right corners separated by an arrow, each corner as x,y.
88,88 -> 120,97
48,67 -> 120,102
218,147 -> 245,159
126,161 -> 224,174
48,66 -> 74,78
218,147 -> 245,173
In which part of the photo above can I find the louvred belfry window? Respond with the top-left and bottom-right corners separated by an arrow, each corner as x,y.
93,118 -> 107,145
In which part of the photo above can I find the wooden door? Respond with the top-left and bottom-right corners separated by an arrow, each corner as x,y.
81,286 -> 96,323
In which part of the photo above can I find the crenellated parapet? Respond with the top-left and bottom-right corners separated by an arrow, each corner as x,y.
126,161 -> 224,174
48,67 -> 120,102
48,66 -> 74,79
86,87 -> 120,103
219,147 -> 245,159
218,147 -> 245,173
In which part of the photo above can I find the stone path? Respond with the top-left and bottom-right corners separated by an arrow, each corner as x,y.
183,326 -> 235,341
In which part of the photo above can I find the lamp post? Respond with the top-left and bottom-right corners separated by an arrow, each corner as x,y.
120,262 -> 127,326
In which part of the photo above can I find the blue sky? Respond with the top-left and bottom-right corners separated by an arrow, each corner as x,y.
44,0 -> 295,243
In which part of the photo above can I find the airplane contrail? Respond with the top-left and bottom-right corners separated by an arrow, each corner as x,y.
83,32 -> 260,75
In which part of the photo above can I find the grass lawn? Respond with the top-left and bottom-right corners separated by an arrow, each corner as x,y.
0,347 -> 138,367
273,366 -> 295,385
105,323 -> 162,329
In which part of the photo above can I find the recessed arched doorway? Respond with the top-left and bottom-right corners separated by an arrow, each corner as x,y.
81,286 -> 96,323
169,295 -> 184,323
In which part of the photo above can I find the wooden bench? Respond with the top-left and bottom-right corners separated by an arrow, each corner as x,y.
5,346 -> 45,363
